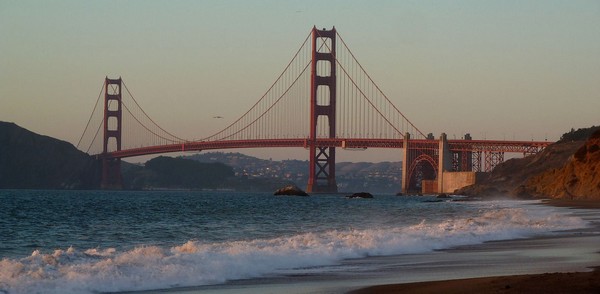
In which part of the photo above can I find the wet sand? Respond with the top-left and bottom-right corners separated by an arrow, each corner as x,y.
349,269 -> 600,294
349,199 -> 600,294
544,198 -> 600,209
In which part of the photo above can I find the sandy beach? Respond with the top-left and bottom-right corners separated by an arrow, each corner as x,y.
349,199 -> 600,294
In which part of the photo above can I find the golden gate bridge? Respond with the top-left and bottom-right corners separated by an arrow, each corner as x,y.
77,26 -> 550,193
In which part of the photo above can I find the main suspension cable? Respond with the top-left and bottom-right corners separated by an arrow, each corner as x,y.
77,81 -> 105,149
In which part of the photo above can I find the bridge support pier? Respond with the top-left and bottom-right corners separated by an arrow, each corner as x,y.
101,158 -> 122,189
401,133 -> 410,194
307,26 -> 338,193
401,133 -> 439,194
437,133 -> 453,193
101,77 -> 123,189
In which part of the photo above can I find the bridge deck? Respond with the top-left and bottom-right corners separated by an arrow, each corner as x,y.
98,138 -> 552,159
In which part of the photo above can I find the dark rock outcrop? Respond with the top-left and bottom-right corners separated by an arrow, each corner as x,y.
346,192 -> 374,199
274,185 -> 309,196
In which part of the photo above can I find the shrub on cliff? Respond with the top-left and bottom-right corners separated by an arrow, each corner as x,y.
558,126 -> 600,143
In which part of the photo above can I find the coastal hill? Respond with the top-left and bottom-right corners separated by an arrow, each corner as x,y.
122,156 -> 238,190
457,126 -> 600,199
5,119 -> 595,197
185,152 -> 402,193
0,121 -> 285,191
0,121 -> 100,189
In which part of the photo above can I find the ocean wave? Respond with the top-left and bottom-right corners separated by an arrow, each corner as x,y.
0,204 -> 587,294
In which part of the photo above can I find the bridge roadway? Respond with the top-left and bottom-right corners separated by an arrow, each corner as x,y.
98,138 -> 551,159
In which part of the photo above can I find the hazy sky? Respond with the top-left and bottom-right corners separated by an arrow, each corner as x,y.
1,0 -> 599,162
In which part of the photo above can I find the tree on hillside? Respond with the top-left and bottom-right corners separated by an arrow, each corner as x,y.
559,126 -> 600,143
143,156 -> 234,189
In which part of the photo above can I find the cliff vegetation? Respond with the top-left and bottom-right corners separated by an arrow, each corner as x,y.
123,156 -> 235,190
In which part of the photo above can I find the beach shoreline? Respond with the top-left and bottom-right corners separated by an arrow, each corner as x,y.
347,198 -> 600,294
140,198 -> 600,294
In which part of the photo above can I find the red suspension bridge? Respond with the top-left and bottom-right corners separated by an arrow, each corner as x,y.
77,27 -> 550,193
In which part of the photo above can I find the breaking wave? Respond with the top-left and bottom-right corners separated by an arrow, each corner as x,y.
0,203 -> 587,294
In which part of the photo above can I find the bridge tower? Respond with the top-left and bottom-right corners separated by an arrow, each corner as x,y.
307,26 -> 337,193
101,77 -> 123,189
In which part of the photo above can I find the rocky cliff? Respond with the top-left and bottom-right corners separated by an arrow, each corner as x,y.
0,122 -> 100,189
525,129 -> 600,199
456,126 -> 600,199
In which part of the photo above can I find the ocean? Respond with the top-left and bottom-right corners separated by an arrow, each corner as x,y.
0,190 -> 594,294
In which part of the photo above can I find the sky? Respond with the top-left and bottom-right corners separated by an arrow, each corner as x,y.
1,0 -> 599,162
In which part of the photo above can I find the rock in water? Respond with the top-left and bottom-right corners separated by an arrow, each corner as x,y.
274,185 -> 309,196
346,192 -> 374,199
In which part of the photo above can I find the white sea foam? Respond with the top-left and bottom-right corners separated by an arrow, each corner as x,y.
0,202 -> 587,294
